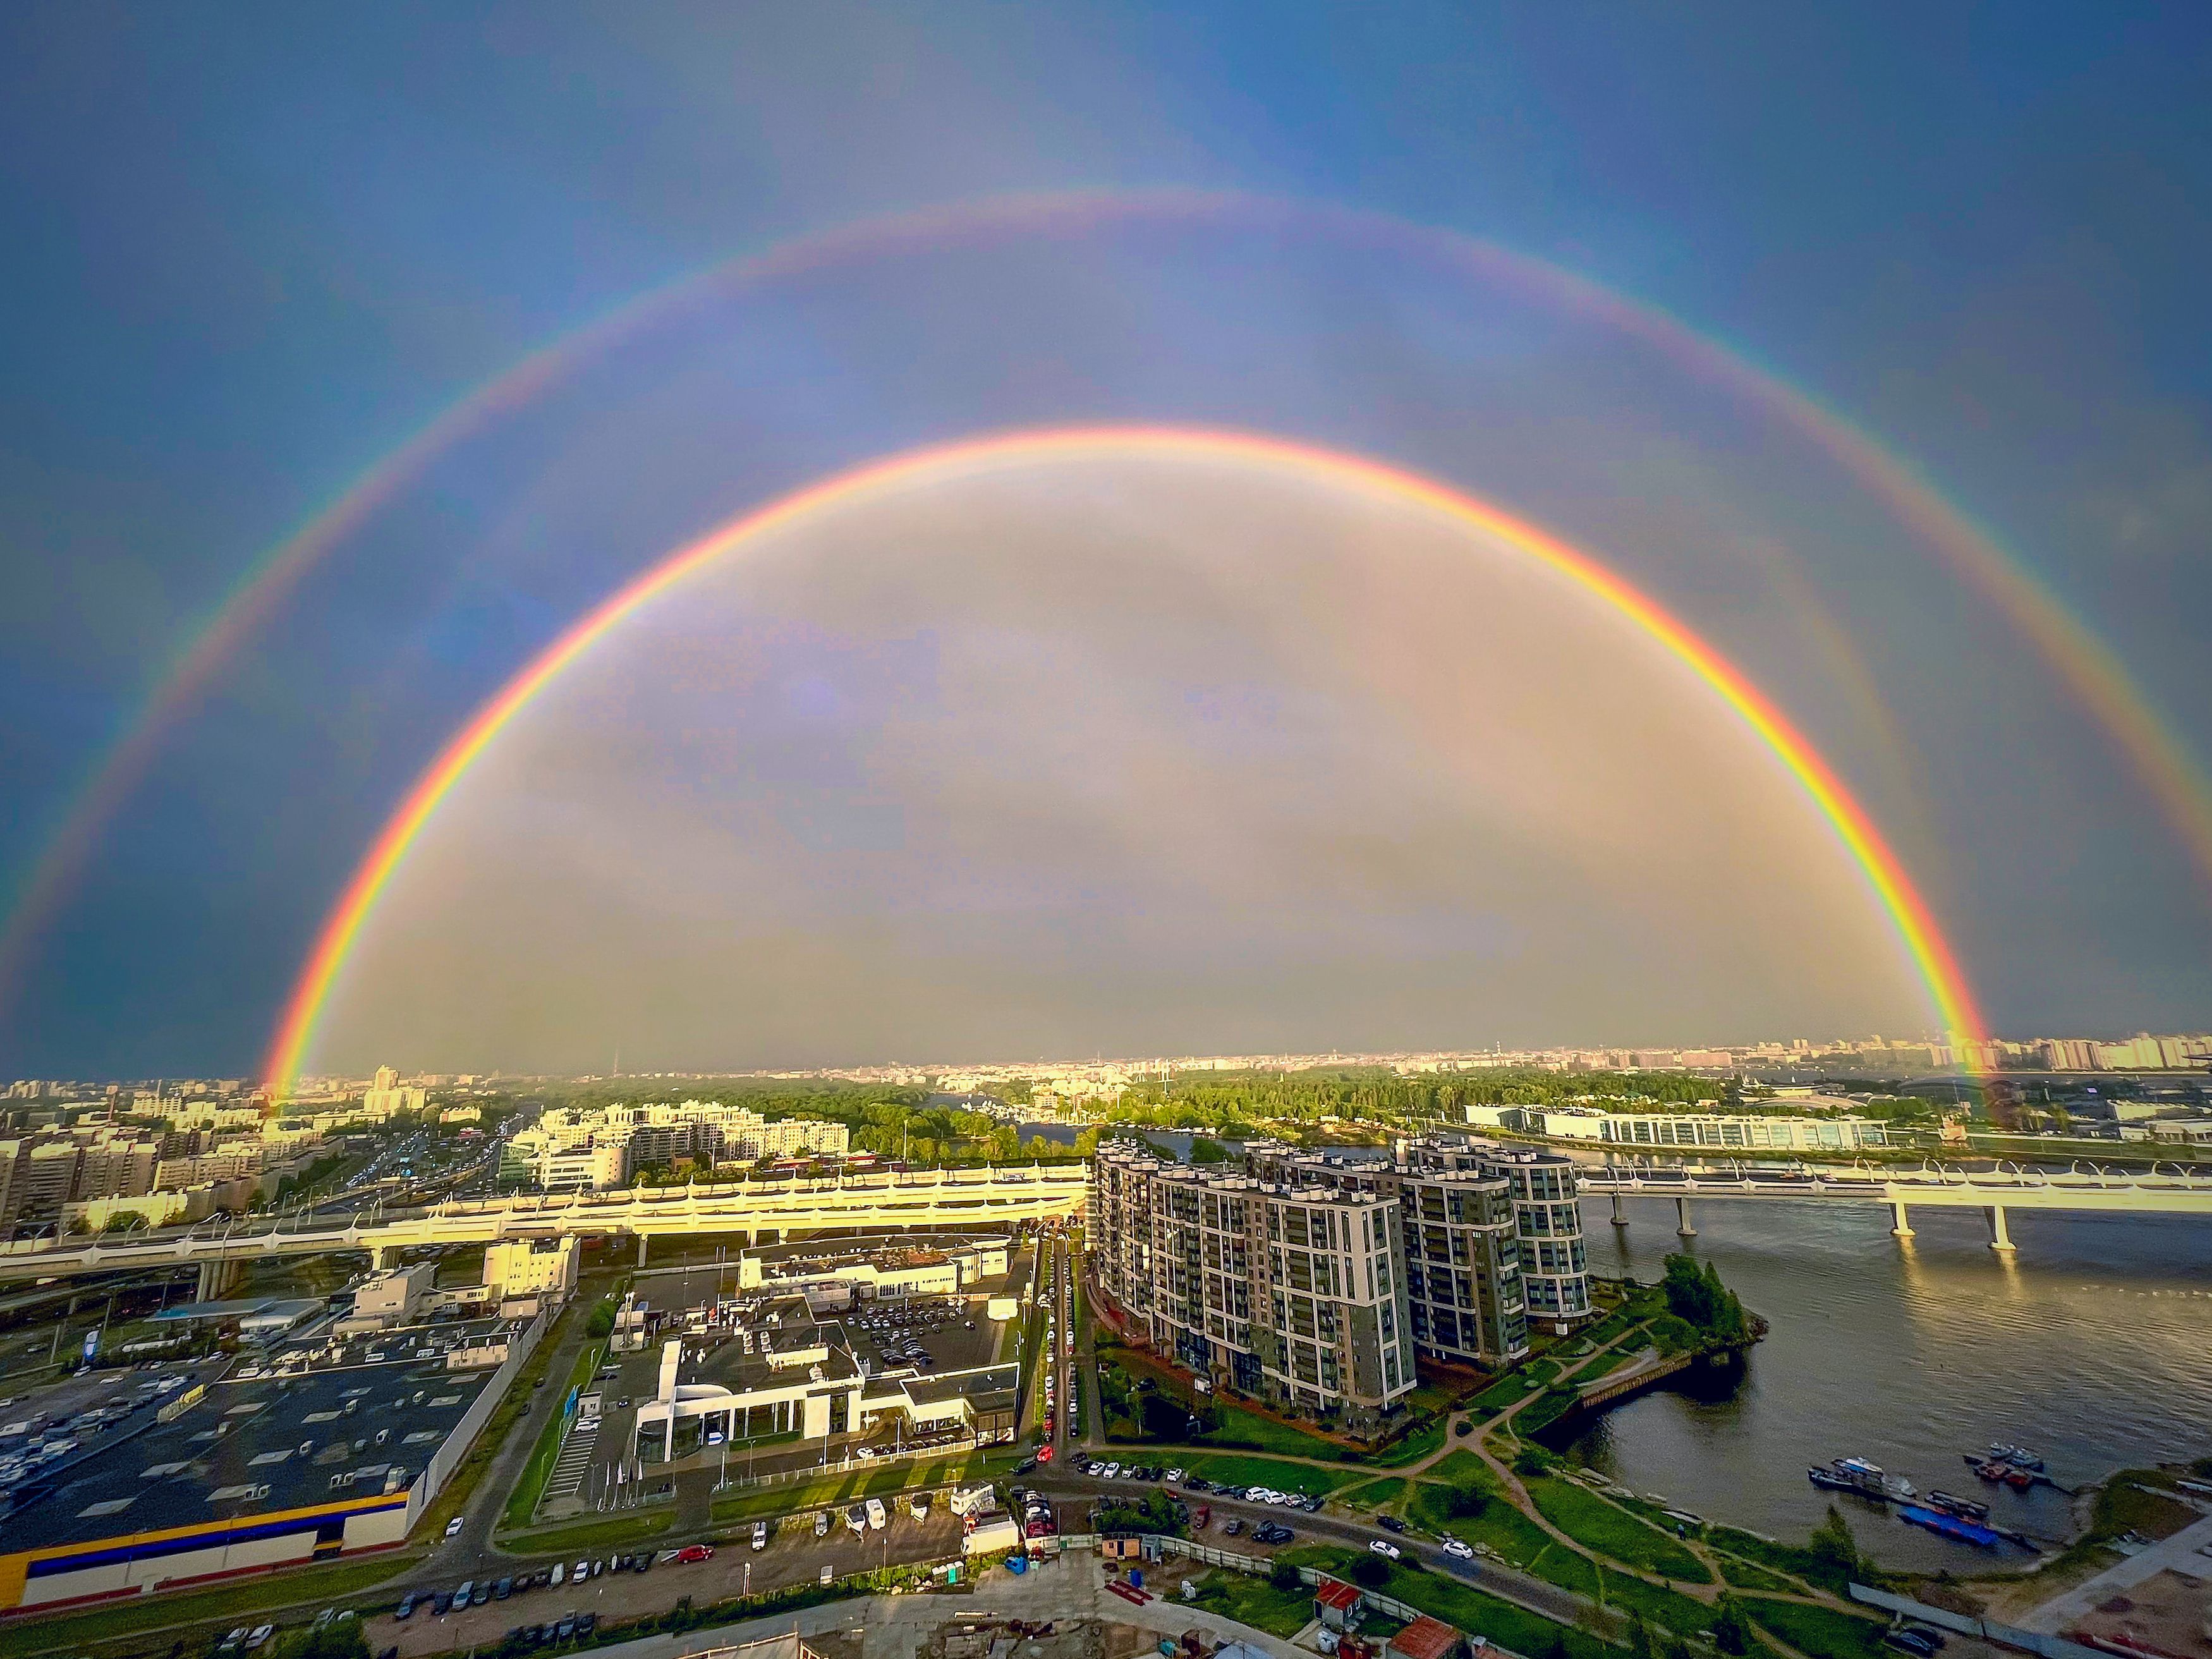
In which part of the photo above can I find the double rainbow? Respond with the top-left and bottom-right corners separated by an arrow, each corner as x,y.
260,425 -> 1989,1096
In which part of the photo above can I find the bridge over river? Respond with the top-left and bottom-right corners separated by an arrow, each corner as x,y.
1576,1160 -> 2212,1251
0,1164 -> 1090,1295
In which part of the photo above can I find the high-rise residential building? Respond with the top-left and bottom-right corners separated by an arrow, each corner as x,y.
1243,1140 -> 1528,1365
1090,1143 -> 1415,1428
1246,1134 -> 1592,1355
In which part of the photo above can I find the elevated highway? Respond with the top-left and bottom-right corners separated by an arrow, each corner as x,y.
1577,1160 -> 2212,1249
0,1164 -> 1090,1293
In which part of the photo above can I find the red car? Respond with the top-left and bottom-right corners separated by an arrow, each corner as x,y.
674,1545 -> 715,1564
1036,1445 -> 1054,1462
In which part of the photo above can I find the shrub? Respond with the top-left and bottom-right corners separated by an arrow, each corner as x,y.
1351,1556 -> 1392,1588
1270,1562 -> 1303,1593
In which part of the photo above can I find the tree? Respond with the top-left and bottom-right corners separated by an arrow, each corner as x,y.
1807,1504 -> 1862,1589
1269,1561 -> 1302,1592
1351,1555 -> 1391,1588
1710,1596 -> 1753,1655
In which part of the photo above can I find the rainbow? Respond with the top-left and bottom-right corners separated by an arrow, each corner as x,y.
11,190 -> 2197,1023
260,425 -> 1990,1097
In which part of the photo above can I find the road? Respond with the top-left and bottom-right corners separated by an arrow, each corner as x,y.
1031,1468 -> 1600,1631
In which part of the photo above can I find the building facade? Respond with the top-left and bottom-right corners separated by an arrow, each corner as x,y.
501,1101 -> 852,1190
1090,1143 -> 1415,1426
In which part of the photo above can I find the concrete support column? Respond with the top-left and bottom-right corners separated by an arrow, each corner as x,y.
1890,1201 -> 1914,1238
196,1259 -> 236,1301
1674,1194 -> 1696,1237
374,1245 -> 399,1270
636,1232 -> 648,1268
1985,1205 -> 2015,1253
1610,1192 -> 1628,1227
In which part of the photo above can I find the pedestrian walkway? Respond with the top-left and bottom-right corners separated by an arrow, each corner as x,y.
547,1419 -> 602,1502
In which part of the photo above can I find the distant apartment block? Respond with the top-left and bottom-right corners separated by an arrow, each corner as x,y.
1474,1103 -> 1890,1153
501,1101 -> 851,1190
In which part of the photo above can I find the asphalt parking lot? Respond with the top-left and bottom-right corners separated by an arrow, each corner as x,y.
372,1505 -> 964,1656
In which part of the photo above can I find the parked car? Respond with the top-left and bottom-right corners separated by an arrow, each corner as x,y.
1442,1538 -> 1475,1561
1222,1517 -> 1242,1536
549,1563 -> 565,1586
574,1559 -> 590,1581
674,1544 -> 715,1564
396,1595 -> 419,1620
1369,1540 -> 1402,1560
1253,1523 -> 1294,1545
444,1517 -> 465,1540
815,1510 -> 830,1537
751,1521 -> 769,1550
1884,1634 -> 1939,1659
1377,1515 -> 1406,1533
245,1626 -> 274,1651
494,1576 -> 513,1599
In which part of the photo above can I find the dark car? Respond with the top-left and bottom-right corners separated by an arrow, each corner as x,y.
472,1583 -> 492,1607
432,1592 -> 453,1615
635,1554 -> 652,1573
554,1617 -> 577,1640
494,1577 -> 513,1599
1253,1522 -> 1295,1544
395,1595 -> 418,1620
1884,1634 -> 1938,1658
1900,1629 -> 1947,1651
578,1615 -> 597,1636
1377,1515 -> 1406,1533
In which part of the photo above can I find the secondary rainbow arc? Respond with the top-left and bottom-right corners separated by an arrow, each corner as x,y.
260,425 -> 1990,1098
8,190 -> 2206,1028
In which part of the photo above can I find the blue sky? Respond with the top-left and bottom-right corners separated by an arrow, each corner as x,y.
3,3 -> 2209,1075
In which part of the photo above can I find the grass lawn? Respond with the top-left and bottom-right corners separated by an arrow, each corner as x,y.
1593,1565 -> 1717,1635
1188,1569 -> 1318,1637
708,1450 -> 1005,1524
1715,1553 -> 1802,1593
1186,1453 -> 1367,1498
1203,1397 -> 1361,1460
1527,1478 -> 1711,1583
1407,1483 -> 1555,1568
1339,1476 -> 1411,1512
1741,1596 -> 1889,1659
1371,1417 -> 1449,1468
0,1553 -> 422,1659
503,1336 -> 607,1528
1426,1449 -> 1504,1489
1285,1547 -> 1617,1659
1708,1527 -> 1837,1591
2092,1473 -> 2202,1542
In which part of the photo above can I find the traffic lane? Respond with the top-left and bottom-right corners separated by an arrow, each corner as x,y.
374,1510 -> 963,1657
1034,1471 -> 1589,1626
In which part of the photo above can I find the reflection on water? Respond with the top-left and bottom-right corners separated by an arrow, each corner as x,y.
1555,1198 -> 2212,1569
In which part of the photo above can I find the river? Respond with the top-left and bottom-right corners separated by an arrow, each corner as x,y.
1551,1195 -> 2212,1570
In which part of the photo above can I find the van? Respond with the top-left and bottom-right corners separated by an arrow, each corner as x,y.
751,1521 -> 768,1551
865,1497 -> 886,1531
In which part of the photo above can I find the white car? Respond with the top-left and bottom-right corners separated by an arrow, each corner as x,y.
444,1517 -> 464,1539
1164,1468 -> 1186,1483
1369,1540 -> 1402,1560
1102,1462 -> 1121,1479
1442,1538 -> 1474,1561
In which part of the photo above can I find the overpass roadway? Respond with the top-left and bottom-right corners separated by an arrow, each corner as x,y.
1577,1161 -> 2212,1249
0,1164 -> 1090,1292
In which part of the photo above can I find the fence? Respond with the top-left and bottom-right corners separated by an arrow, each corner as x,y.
406,1297 -> 555,1530
703,1432 -> 985,1497
1849,1584 -> 2109,1659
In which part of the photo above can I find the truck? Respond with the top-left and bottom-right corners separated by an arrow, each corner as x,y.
961,1514 -> 1023,1556
948,1484 -> 997,1517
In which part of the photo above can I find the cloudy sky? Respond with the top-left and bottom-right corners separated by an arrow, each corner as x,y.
3,4 -> 2209,1076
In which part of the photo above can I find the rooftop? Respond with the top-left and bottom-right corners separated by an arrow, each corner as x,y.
0,1318 -> 507,1557
1389,1615 -> 1464,1659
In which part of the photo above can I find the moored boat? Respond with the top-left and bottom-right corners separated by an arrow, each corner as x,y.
1899,1504 -> 2001,1548
1926,1490 -> 1991,1522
